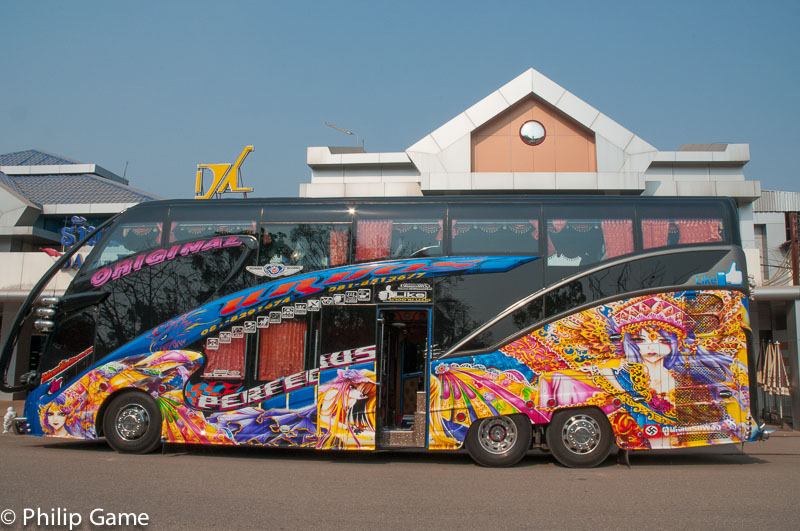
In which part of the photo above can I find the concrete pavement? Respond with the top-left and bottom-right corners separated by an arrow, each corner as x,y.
1,423 -> 798,530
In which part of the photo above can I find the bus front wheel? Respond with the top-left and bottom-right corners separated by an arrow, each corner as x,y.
465,414 -> 532,467
103,392 -> 162,454
546,408 -> 612,468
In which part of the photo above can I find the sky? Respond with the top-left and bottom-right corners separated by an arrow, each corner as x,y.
2,0 -> 799,199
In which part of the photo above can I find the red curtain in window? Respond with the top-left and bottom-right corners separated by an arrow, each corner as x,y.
204,337 -> 246,378
434,220 -> 444,241
676,220 -> 722,244
641,219 -> 670,249
355,220 -> 392,262
258,320 -> 307,381
329,230 -> 348,266
529,220 -> 539,240
546,219 -> 565,256
601,220 -> 634,259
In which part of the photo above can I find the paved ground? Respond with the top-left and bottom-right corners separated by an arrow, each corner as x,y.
1,414 -> 798,531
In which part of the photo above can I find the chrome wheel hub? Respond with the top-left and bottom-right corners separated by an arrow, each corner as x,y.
478,416 -> 518,455
561,414 -> 601,455
115,404 -> 150,441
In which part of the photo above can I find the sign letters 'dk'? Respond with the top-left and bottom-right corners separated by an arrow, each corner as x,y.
195,146 -> 255,199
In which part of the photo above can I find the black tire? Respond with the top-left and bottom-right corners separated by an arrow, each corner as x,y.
546,408 -> 613,468
103,392 -> 162,454
465,414 -> 532,467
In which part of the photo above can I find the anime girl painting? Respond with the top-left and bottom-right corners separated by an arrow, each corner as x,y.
41,396 -> 72,437
495,291 -> 752,452
609,295 -> 740,449
316,368 -> 376,449
39,393 -> 90,438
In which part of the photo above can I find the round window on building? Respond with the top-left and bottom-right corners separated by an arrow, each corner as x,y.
519,120 -> 546,146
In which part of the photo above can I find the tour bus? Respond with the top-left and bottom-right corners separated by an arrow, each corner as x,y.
1,195 -> 766,467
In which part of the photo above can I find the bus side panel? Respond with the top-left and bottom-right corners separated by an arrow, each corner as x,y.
29,350 -> 205,441
428,353 -> 550,450
189,361 -> 377,450
31,346 -> 379,450
427,290 -> 758,450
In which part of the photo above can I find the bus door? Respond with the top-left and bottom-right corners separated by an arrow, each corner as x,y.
377,308 -> 429,447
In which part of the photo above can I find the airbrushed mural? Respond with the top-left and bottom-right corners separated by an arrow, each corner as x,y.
30,255 -> 530,450
36,350 -> 377,450
429,290 -> 758,450
34,288 -> 757,454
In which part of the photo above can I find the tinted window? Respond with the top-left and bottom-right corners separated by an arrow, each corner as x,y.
80,238 -> 256,359
433,260 -> 543,353
320,306 -> 377,354
460,298 -> 544,352
640,203 -> 726,250
259,224 -> 350,270
545,204 -> 634,283
87,221 -> 163,269
168,204 -> 259,244
354,204 -> 445,262
449,203 -> 540,255
39,310 -> 95,379
170,221 -> 257,243
449,250 -> 730,356
542,253 -> 728,322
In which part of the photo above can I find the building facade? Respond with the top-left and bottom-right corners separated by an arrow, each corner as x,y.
300,68 -> 800,426
0,149 -> 161,399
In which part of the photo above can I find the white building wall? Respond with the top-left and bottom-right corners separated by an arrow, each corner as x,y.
0,253 -> 76,399
0,253 -> 76,295
754,211 -> 789,282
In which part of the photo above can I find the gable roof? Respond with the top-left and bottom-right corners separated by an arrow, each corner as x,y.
407,68 -> 657,166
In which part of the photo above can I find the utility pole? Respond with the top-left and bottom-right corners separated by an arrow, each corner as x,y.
791,212 -> 799,286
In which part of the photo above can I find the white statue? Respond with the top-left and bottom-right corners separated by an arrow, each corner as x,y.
3,406 -> 17,434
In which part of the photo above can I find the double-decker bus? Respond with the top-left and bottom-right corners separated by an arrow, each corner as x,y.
1,195 -> 766,467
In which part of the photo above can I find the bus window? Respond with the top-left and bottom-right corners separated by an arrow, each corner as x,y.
641,217 -> 724,250
356,220 -> 443,261
451,220 -> 539,255
169,221 -> 256,243
38,310 -> 95,385
449,203 -> 540,255
168,204 -> 259,244
458,298 -> 544,352
259,224 -> 349,271
257,319 -> 308,381
320,306 -> 376,355
544,204 -> 634,279
203,332 -> 246,380
354,205 -> 445,262
433,259 -> 543,353
90,222 -> 162,268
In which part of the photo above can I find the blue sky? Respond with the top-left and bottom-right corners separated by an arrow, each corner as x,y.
3,0 -> 799,198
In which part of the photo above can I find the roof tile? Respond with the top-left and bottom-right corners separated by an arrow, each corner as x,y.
1,173 -> 160,205
0,149 -> 81,166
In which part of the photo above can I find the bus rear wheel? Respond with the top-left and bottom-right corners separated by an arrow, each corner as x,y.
103,392 -> 162,454
466,414 -> 532,467
546,408 -> 612,468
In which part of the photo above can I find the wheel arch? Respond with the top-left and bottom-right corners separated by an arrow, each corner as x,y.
545,405 -> 616,468
545,404 -> 613,425
544,404 -> 616,438
95,387 -> 158,438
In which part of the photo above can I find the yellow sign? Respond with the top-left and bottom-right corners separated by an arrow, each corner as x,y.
195,146 -> 254,199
